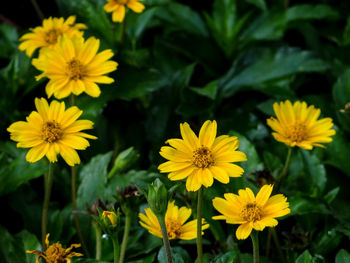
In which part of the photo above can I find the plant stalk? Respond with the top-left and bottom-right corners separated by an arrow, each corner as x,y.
276,147 -> 293,191
112,236 -> 120,263
41,163 -> 54,248
251,231 -> 259,263
71,166 -> 89,257
197,187 -> 204,263
158,215 -> 173,263
93,222 -> 102,260
119,213 -> 132,263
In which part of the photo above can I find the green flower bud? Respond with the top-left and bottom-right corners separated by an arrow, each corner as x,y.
96,208 -> 120,237
108,147 -> 140,178
147,178 -> 168,217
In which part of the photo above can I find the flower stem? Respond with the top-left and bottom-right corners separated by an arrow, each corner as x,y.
119,212 -> 132,263
30,0 -> 44,20
93,221 -> 102,260
157,215 -> 173,263
41,163 -> 54,248
112,236 -> 120,263
71,166 -> 90,257
197,187 -> 204,263
271,228 -> 285,263
276,147 -> 292,191
251,231 -> 259,263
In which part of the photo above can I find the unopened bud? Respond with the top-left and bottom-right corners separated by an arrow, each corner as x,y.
147,179 -> 168,217
108,147 -> 140,178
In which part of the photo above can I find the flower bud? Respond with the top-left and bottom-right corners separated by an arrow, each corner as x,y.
146,179 -> 168,217
96,208 -> 120,236
102,211 -> 118,226
108,147 -> 140,178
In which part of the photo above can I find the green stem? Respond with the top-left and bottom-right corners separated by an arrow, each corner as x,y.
93,222 -> 102,260
119,213 -> 132,263
158,215 -> 173,263
69,94 -> 76,107
41,163 -> 54,248
112,236 -> 120,263
119,19 -> 126,44
71,166 -> 90,257
197,187 -> 204,263
276,147 -> 293,191
251,231 -> 259,263
30,0 -> 44,20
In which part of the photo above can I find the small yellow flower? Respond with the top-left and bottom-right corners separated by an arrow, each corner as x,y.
19,16 -> 86,57
139,201 -> 209,240
212,185 -> 290,240
158,120 -> 247,192
267,100 -> 336,150
7,98 -> 97,166
102,211 -> 118,226
26,233 -> 83,263
104,0 -> 145,22
32,35 -> 118,99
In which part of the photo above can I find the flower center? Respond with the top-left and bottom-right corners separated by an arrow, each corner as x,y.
45,244 -> 67,262
192,147 -> 214,168
42,121 -> 62,143
67,59 -> 85,80
45,29 -> 61,45
288,122 -> 307,142
240,203 -> 262,222
166,220 -> 182,239
113,0 -> 128,4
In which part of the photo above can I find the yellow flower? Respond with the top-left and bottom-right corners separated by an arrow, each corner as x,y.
26,233 -> 83,263
158,120 -> 247,192
139,201 -> 209,240
7,98 -> 97,166
267,100 -> 336,150
19,16 -> 86,57
32,35 -> 118,99
104,0 -> 145,22
212,184 -> 290,240
102,211 -> 118,226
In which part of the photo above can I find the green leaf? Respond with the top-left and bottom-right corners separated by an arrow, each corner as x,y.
335,249 -> 350,263
324,187 -> 339,205
244,0 -> 266,10
313,229 -> 342,255
155,2 -> 208,37
289,196 -> 330,215
128,7 -> 159,41
0,142 -> 47,196
286,5 -> 339,22
190,80 -> 218,100
214,250 -> 238,262
158,246 -> 191,263
0,23 -> 18,58
300,150 -> 327,194
221,47 -> 328,97
229,131 -> 263,174
77,152 -> 113,209
333,69 -> 350,132
296,250 -> 314,263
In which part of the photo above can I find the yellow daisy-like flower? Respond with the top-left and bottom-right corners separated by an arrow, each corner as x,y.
158,120 -> 247,192
212,184 -> 290,240
267,100 -> 336,150
139,201 -> 209,240
7,98 -> 97,166
32,35 -> 118,99
26,233 -> 83,263
19,16 -> 87,57
104,0 -> 145,23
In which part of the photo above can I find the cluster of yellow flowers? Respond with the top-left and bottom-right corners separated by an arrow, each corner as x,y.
7,0 -> 337,261
139,101 -> 336,241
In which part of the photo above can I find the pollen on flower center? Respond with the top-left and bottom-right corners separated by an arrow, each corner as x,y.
166,220 -> 182,239
288,123 -> 307,142
113,0 -> 128,4
192,147 -> 214,168
42,121 -> 62,143
45,243 -> 66,261
45,29 -> 60,45
240,203 -> 262,222
67,59 -> 85,80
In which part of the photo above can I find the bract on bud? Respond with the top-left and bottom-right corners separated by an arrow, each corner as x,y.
108,147 -> 140,178
146,178 -> 168,217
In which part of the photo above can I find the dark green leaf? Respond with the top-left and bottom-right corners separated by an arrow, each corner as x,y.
295,250 -> 314,263
333,70 -> 350,132
158,246 -> 191,263
335,249 -> 350,263
190,80 -> 218,100
286,5 -> 338,22
244,0 -> 266,10
77,152 -> 113,209
289,196 -> 330,215
324,187 -> 339,204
